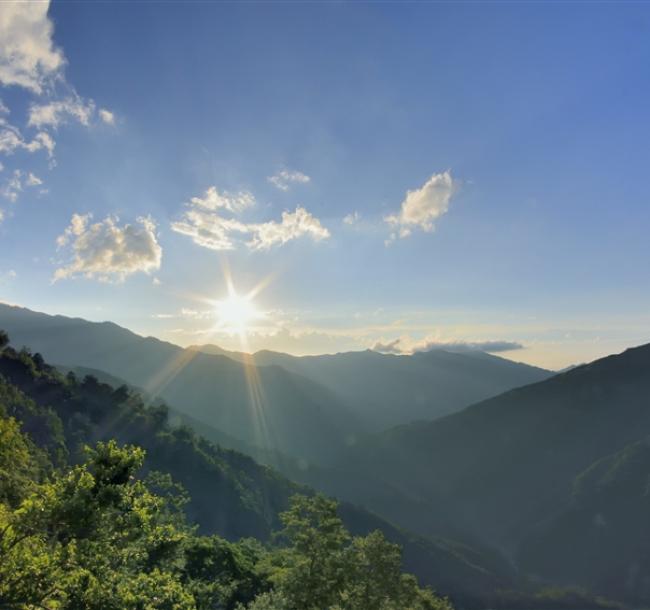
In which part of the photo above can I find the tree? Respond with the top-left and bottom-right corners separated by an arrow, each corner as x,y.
32,352 -> 45,371
112,383 -> 131,404
269,494 -> 350,609
183,535 -> 267,609
0,440 -> 194,609
257,494 -> 453,610
341,530 -> 404,609
0,417 -> 40,506
239,590 -> 291,610
0,330 -> 8,350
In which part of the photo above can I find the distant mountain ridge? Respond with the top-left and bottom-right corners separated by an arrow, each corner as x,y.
0,303 -> 361,465
0,303 -> 552,463
192,342 -> 553,430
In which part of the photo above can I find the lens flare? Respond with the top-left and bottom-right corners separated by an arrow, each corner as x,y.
214,292 -> 260,334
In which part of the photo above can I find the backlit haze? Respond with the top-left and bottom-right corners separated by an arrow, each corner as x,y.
1,1 -> 650,370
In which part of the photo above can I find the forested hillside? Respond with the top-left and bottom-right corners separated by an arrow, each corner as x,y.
0,418 -> 449,608
312,343 -> 650,604
0,331 -> 530,608
1,326 -> 639,607
519,439 -> 650,601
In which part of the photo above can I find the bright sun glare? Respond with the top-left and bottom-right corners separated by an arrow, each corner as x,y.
214,293 -> 260,334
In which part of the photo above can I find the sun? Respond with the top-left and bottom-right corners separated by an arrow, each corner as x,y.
214,292 -> 260,334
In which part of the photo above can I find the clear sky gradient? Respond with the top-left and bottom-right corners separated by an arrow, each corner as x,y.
1,1 -> 649,369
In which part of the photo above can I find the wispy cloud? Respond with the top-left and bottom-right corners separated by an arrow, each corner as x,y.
267,169 -> 311,192
343,211 -> 361,225
186,185 -> 255,214
0,269 -> 16,285
151,308 -> 213,321
98,109 -> 115,125
0,120 -> 55,158
371,335 -> 524,355
1,169 -> 44,202
413,338 -> 524,353
370,338 -> 403,354
28,95 -> 95,129
385,170 -> 456,244
0,1 -> 114,206
171,185 -> 329,251
247,207 -> 330,250
25,172 -> 42,187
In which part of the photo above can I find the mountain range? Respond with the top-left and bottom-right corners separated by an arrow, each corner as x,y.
0,303 -> 550,465
4,302 -> 650,604
307,342 -> 650,603
193,343 -> 552,431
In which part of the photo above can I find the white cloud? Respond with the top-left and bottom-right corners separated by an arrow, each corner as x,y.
268,169 -> 311,192
0,169 -> 22,202
370,338 -> 403,355
343,211 -> 360,225
25,172 -> 42,186
28,96 -> 95,129
54,214 -> 163,282
98,108 -> 115,125
171,209 -> 248,251
385,170 -> 456,243
151,308 -> 214,321
188,186 -> 255,214
0,1 -> 111,201
0,2 -> 65,93
247,206 -> 330,250
171,186 -> 329,251
33,131 -> 55,158
0,121 -> 55,158
1,169 -> 46,201
0,269 -> 16,284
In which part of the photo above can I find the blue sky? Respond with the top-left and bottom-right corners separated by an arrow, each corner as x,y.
1,1 -> 649,369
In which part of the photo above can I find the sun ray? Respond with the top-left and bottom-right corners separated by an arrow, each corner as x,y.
148,262 -> 278,455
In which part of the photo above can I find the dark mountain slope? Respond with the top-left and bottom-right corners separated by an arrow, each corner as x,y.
0,346 -> 296,540
321,343 -> 650,551
56,363 -> 310,474
0,304 -> 361,464
195,343 -> 552,430
519,438 -> 650,603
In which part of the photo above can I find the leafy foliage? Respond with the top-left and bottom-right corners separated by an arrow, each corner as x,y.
241,494 -> 450,610
0,339 -> 298,540
0,432 -> 446,609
